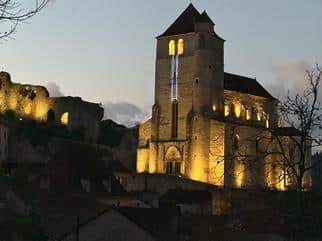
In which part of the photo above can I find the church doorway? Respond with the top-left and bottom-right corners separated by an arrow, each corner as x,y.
165,146 -> 182,175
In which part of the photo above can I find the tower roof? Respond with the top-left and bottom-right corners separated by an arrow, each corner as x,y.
158,4 -> 217,38
196,11 -> 215,25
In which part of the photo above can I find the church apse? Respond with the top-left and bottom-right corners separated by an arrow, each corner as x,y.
0,71 -> 103,142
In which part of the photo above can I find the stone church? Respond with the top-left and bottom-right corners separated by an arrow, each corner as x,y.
137,4 -> 311,190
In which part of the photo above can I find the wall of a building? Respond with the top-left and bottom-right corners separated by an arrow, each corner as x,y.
0,72 -> 103,142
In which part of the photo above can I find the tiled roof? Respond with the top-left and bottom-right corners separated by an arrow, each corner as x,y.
224,72 -> 276,100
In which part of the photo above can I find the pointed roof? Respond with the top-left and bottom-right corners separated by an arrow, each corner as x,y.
158,4 -> 200,38
195,11 -> 215,25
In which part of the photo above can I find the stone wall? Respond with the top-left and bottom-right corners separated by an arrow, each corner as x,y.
0,72 -> 103,142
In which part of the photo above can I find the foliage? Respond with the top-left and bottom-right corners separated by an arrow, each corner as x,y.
276,64 -> 322,190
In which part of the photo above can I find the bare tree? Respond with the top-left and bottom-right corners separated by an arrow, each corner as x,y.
210,64 -> 321,191
0,0 -> 50,40
270,64 -> 322,191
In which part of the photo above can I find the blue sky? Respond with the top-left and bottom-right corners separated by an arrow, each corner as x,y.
1,0 -> 322,125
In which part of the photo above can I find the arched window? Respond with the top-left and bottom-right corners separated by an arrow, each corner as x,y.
233,134 -> 240,151
234,103 -> 241,118
171,100 -> 178,138
256,111 -> 262,121
224,105 -> 230,117
177,39 -> 184,55
61,112 -> 69,125
169,40 -> 175,56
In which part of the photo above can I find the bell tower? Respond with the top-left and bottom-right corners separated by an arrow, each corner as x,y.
153,4 -> 224,137
148,4 -> 225,181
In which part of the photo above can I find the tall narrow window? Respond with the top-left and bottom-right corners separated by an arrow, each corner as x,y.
233,134 -> 240,151
169,40 -> 175,56
177,39 -> 184,55
224,105 -> 230,117
171,100 -> 178,138
234,103 -> 241,118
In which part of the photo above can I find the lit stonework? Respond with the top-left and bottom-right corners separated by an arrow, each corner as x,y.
0,71 -> 103,142
136,4 -> 311,190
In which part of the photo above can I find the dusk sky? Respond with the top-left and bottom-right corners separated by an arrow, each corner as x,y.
2,0 -> 322,125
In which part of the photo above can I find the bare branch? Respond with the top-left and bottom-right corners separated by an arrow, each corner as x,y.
0,0 -> 50,40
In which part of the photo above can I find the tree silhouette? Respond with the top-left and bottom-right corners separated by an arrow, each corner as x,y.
0,0 -> 49,40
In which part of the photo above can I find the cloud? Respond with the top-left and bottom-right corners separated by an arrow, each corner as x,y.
266,61 -> 312,100
46,82 -> 64,97
271,61 -> 310,93
103,102 -> 150,127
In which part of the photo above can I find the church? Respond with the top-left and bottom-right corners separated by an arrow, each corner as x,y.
136,4 -> 311,190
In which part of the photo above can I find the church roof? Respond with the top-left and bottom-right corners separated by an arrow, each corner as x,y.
158,4 -> 218,38
224,72 -> 276,100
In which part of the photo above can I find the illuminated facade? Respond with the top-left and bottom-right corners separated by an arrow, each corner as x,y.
136,4 -> 311,190
0,71 -> 103,142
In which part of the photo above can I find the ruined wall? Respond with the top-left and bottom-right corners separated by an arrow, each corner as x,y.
0,72 -> 103,142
